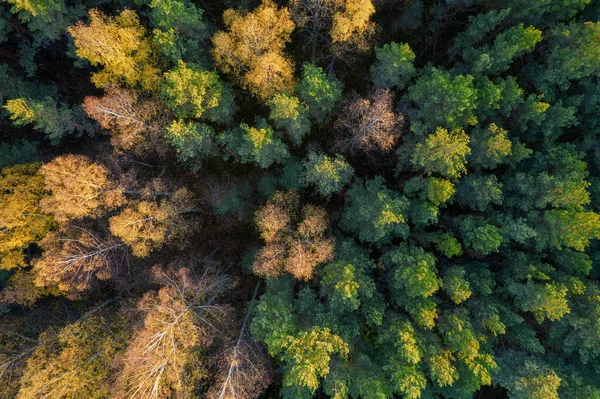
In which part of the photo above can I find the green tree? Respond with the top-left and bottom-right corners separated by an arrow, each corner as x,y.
341,177 -> 409,244
4,98 -> 93,145
267,94 -> 311,146
406,67 -> 478,131
297,63 -> 343,122
459,215 -> 503,255
162,60 -> 234,123
411,127 -> 471,179
370,42 -> 416,90
219,118 -> 290,168
462,24 -> 542,75
302,153 -> 354,197
136,0 -> 208,65
166,120 -> 216,171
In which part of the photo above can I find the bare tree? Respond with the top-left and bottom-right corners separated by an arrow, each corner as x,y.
33,225 -> 129,296
114,266 -> 231,399
207,282 -> 273,399
334,88 -> 404,154
83,87 -> 165,154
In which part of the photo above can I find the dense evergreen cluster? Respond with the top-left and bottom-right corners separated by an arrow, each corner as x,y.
1,0 -> 600,398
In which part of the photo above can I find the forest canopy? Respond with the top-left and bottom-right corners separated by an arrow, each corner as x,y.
1,0 -> 600,398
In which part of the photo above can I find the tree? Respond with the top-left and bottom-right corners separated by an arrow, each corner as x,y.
219,118 -> 290,169
302,152 -> 354,197
383,243 -> 441,299
289,0 -> 376,62
281,327 -> 349,393
334,89 -> 404,154
341,177 -> 409,245
166,120 -> 216,172
462,24 -> 542,75
371,42 -> 416,90
207,283 -> 273,399
40,155 -> 124,222
495,352 -> 561,399
115,266 -> 230,398
108,188 -> 198,257
543,21 -> 600,91
267,94 -> 311,146
33,225 -> 128,296
469,123 -> 513,169
543,210 -> 600,251
0,163 -> 55,270
211,0 -> 295,100
68,9 -> 159,90
136,0 -> 209,65
411,127 -> 471,179
406,67 -> 478,131
83,86 -> 164,154
16,312 -> 127,399
4,98 -> 93,145
454,174 -> 503,211
297,63 -> 343,122
0,140 -> 39,169
161,60 -> 234,123
253,190 -> 334,280
459,216 -> 503,255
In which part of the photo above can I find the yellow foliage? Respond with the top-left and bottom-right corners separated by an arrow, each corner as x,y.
212,0 -> 295,100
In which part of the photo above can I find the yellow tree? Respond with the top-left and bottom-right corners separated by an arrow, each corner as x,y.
114,266 -> 230,399
211,0 -> 295,100
289,0 -> 375,62
15,312 -> 128,399
108,188 -> 199,257
68,9 -> 159,90
40,154 -> 125,222
0,163 -> 55,270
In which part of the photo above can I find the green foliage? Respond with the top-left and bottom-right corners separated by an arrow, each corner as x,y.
137,0 -> 208,65
406,67 -> 478,130
384,243 -> 441,298
495,352 -> 561,399
162,60 -> 234,123
454,174 -> 503,211
341,177 -> 409,244
219,118 -> 290,168
297,63 -> 343,122
282,327 -> 349,393
4,98 -> 93,145
165,120 -> 216,171
267,94 -> 311,146
459,216 -> 503,255
302,153 -> 354,197
443,266 -> 472,304
469,123 -> 513,169
412,127 -> 471,179
462,24 -> 542,75
371,42 -> 416,90
0,140 -> 39,169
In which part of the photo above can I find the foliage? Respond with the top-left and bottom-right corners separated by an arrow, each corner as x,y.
3,1 -> 600,398
302,153 -> 354,197
212,0 -> 295,100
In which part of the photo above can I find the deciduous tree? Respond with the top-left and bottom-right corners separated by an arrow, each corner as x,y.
211,0 -> 295,100
334,88 -> 403,154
